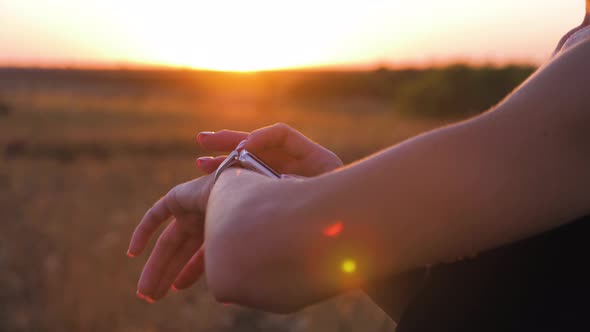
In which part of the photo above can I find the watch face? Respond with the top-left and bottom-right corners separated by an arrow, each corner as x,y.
213,148 -> 281,182
239,150 -> 281,179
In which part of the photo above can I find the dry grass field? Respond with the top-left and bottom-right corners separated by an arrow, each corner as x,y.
0,67 -> 526,331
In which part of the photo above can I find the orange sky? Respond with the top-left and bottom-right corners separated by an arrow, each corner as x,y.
0,1 -> 585,71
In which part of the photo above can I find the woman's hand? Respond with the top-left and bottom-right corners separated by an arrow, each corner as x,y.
126,123 -> 340,303
195,123 -> 343,177
127,175 -> 214,302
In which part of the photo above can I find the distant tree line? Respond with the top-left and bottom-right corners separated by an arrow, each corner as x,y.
285,65 -> 536,117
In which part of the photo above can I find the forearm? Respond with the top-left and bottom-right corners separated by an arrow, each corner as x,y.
204,40 -> 590,313
306,40 -> 590,276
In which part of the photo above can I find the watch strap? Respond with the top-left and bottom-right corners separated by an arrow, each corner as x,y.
213,150 -> 240,183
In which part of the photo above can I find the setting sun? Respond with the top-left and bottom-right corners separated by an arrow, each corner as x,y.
106,1 -> 395,71
0,0 -> 584,71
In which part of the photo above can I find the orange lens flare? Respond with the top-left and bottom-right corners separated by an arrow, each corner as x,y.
323,221 -> 343,237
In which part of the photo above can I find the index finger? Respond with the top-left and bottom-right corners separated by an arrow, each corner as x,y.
127,191 -> 177,257
197,130 -> 248,152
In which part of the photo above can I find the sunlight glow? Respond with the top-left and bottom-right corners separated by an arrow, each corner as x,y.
341,259 -> 357,274
119,1 -> 389,71
0,0 -> 583,71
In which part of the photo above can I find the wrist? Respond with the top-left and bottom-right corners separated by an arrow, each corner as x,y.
196,173 -> 216,211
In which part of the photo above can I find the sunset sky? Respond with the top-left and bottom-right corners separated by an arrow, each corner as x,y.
0,0 -> 585,71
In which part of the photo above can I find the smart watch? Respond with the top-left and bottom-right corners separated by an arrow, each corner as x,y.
213,140 -> 281,183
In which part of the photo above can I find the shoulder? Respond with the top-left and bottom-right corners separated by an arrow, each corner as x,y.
559,25 -> 590,54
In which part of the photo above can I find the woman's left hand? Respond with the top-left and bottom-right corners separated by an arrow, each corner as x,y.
127,175 -> 214,302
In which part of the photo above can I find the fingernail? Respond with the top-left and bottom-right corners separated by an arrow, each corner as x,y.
197,131 -> 214,144
196,156 -> 213,167
136,290 -> 146,300
126,250 -> 135,258
145,296 -> 156,304
171,285 -> 179,292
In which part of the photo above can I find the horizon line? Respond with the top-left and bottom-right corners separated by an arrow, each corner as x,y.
0,59 -> 541,73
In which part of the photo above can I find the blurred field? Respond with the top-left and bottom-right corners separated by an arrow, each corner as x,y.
0,66 -> 533,331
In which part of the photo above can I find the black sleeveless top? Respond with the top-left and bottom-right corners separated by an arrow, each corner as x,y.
394,216 -> 590,332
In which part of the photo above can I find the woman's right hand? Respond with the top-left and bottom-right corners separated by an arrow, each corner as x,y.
195,123 -> 343,177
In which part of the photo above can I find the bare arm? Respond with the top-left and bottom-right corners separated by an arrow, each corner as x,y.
204,40 -> 590,313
